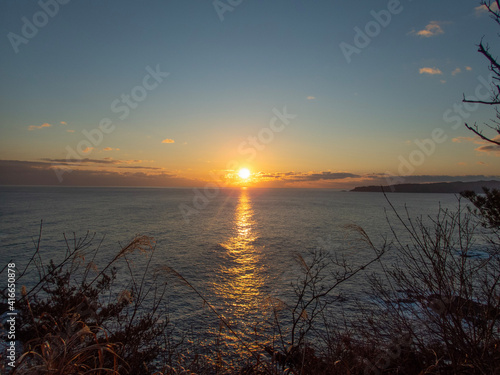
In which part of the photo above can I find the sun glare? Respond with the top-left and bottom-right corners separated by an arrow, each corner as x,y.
238,168 -> 251,180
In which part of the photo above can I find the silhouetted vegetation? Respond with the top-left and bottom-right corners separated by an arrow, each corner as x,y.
1,229 -> 174,374
2,188 -> 500,374
463,0 -> 500,145
462,188 -> 500,229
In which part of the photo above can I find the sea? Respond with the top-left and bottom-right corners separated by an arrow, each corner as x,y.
0,186 -> 470,361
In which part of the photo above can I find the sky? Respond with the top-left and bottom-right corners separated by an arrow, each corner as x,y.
1,0 -> 499,188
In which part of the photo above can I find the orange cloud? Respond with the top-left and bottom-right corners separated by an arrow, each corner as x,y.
419,67 -> 442,75
452,136 -> 478,143
307,96 -> 316,100
452,135 -> 500,156
103,147 -> 120,151
0,160 -> 197,187
466,66 -> 472,71
475,2 -> 499,16
162,139 -> 175,144
82,147 -> 93,153
476,143 -> 500,155
60,121 -> 67,125
67,130 -> 75,133
28,123 -> 51,131
412,21 -> 445,37
451,67 -> 461,76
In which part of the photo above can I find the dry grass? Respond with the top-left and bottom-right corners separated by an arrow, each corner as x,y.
2,190 -> 500,374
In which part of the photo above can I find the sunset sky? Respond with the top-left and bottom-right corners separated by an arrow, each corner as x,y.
1,0 -> 499,188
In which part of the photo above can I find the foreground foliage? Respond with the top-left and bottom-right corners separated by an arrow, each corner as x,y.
1,191 -> 499,374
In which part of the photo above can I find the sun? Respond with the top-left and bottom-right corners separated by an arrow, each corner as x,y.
238,168 -> 251,180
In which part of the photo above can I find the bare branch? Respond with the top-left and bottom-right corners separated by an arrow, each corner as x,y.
465,122 -> 500,145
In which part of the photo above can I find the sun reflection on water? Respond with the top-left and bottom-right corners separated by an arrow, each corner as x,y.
217,188 -> 263,312
211,188 -> 268,355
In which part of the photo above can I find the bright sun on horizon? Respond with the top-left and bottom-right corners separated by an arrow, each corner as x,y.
238,168 -> 251,180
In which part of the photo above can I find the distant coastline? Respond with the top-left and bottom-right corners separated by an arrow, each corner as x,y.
351,180 -> 500,193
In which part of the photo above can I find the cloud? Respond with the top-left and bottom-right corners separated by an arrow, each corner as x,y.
0,160 -> 197,187
452,135 -> 500,155
256,171 -> 500,188
2,160 -> 499,189
116,166 -> 163,170
82,147 -> 93,153
103,147 -> 120,151
411,21 -> 445,37
28,123 -> 51,131
477,161 -> 487,165
42,158 -> 118,165
41,157 -> 142,165
60,121 -> 67,125
293,171 -> 359,181
476,143 -> 500,155
452,136 -> 477,143
66,130 -> 75,133
451,67 -> 461,76
374,174 -> 500,185
419,67 -> 442,75
475,2 -> 499,16
162,138 -> 175,144
307,96 -> 316,100
259,171 -> 360,183
466,66 -> 472,71
252,169 -> 500,188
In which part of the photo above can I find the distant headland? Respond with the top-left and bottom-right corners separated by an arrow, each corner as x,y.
351,180 -> 500,193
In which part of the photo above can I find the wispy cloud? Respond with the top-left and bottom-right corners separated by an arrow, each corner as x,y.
66,130 -> 75,133
475,2 -> 499,16
411,21 -> 446,37
259,171 -> 360,183
60,121 -> 67,125
103,147 -> 120,151
28,123 -> 51,131
42,157 -> 121,165
116,165 -> 163,170
44,157 -> 145,165
307,96 -> 316,100
452,135 -> 500,155
466,66 -> 472,71
476,143 -> 500,155
82,147 -> 93,153
250,169 -> 500,188
0,160 -> 196,187
419,67 -> 442,75
451,67 -> 461,76
452,136 -> 477,143
1,160 -> 498,188
162,138 -> 175,144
